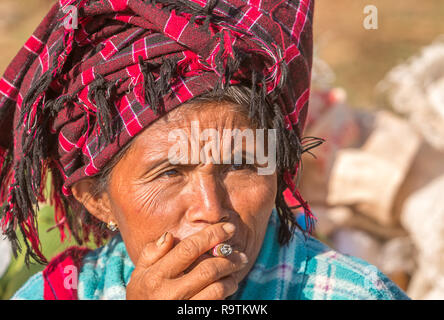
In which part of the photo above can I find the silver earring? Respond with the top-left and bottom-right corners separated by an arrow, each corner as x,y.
107,221 -> 118,232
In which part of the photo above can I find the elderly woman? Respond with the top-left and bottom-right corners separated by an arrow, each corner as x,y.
1,0 -> 408,300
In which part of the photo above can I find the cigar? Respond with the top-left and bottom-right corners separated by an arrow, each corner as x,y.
210,243 -> 233,257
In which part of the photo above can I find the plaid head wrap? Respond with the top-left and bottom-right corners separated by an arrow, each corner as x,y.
0,0 -> 317,264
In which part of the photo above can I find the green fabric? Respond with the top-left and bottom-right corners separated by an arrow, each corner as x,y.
0,205 -> 80,300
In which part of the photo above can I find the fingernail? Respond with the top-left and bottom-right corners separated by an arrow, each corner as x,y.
156,232 -> 168,247
239,252 -> 249,264
222,223 -> 236,234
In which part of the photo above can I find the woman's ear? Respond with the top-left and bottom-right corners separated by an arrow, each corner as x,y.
71,178 -> 113,224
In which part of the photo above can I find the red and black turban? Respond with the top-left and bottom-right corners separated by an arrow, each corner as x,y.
0,0 -> 316,263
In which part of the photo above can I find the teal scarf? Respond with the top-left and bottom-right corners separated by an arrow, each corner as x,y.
75,209 -> 409,300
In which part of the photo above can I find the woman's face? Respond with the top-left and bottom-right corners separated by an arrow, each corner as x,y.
92,101 -> 277,282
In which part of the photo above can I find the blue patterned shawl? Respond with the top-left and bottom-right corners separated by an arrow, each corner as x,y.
12,209 -> 410,300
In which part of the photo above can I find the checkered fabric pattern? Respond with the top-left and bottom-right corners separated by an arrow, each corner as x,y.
0,0 -> 314,262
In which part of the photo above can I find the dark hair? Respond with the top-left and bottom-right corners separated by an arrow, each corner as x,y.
85,85 -> 322,246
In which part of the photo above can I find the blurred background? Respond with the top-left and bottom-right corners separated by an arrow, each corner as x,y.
1,0 -> 444,299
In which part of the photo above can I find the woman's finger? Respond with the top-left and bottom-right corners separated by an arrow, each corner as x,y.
170,250 -> 247,298
190,275 -> 239,300
135,232 -> 175,269
179,250 -> 248,298
157,222 -> 236,278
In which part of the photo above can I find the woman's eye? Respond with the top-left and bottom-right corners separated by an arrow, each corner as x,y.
160,169 -> 179,177
229,163 -> 254,171
231,164 -> 244,170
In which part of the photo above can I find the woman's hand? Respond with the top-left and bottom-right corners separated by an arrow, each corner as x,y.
126,223 -> 249,300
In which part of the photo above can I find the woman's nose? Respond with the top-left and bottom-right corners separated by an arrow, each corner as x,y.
185,173 -> 230,224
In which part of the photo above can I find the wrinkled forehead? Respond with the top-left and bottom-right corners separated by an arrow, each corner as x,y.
167,100 -> 253,125
119,101 -> 264,165
137,101 -> 255,140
